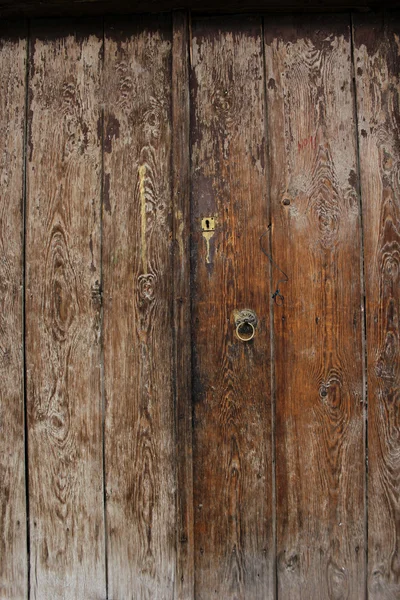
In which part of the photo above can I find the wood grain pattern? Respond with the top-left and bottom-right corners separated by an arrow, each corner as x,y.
190,16 -> 274,599
264,14 -> 365,598
103,16 -> 176,600
26,20 -> 106,599
0,22 -> 28,600
172,10 -> 195,600
1,12 -> 399,598
353,13 -> 400,598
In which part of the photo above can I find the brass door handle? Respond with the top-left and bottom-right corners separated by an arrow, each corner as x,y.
233,309 -> 258,342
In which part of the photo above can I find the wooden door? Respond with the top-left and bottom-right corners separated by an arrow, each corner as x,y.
190,14 -> 365,598
1,10 -> 400,600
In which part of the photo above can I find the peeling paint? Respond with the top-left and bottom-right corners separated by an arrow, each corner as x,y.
139,164 -> 147,273
202,230 -> 214,264
176,209 -> 184,257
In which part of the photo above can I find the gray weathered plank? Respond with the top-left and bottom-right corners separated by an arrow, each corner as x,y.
353,12 -> 400,599
103,15 -> 176,600
0,22 -> 28,600
26,20 -> 106,599
265,14 -> 365,598
172,10 -> 195,600
190,16 -> 274,599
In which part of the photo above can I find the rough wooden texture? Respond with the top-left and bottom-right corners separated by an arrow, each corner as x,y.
26,20 -> 106,599
354,12 -> 400,598
190,16 -> 274,599
103,15 -> 175,600
1,12 -> 400,599
264,14 -> 365,598
172,10 -> 195,600
0,23 -> 27,600
0,0 -> 399,19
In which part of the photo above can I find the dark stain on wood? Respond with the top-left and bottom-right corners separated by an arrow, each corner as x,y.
104,113 -> 120,153
103,172 -> 111,215
172,10 -> 195,600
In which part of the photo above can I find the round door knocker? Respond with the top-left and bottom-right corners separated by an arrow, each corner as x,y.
233,309 -> 258,342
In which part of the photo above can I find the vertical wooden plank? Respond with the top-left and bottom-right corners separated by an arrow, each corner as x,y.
172,10 -> 195,600
354,12 -> 400,598
26,20 -> 106,599
265,14 -> 365,598
103,16 -> 175,600
0,22 -> 28,600
190,17 -> 274,599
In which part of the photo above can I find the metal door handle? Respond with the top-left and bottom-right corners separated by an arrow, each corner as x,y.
233,309 -> 258,342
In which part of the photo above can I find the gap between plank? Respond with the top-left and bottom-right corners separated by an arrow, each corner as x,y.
172,10 -> 195,599
188,14 -> 197,598
350,12 -> 369,599
99,16 -> 109,600
22,19 -> 31,600
261,16 -> 277,600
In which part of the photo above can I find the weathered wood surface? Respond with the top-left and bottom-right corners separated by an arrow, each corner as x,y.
190,16 -> 274,599
354,13 -> 400,598
3,11 -> 400,600
26,20 -> 106,599
103,15 -> 176,600
0,23 -> 27,600
172,10 -> 195,600
264,14 -> 365,598
0,0 -> 399,19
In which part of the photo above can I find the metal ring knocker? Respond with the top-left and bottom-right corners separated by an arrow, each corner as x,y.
236,320 -> 255,342
233,309 -> 258,342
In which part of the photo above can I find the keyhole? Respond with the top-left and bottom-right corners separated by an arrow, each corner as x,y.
201,217 -> 215,232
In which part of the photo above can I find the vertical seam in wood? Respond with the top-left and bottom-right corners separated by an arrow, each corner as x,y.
171,13 -> 178,593
350,12 -> 369,599
188,14 -> 195,599
22,20 -> 31,600
172,10 -> 194,599
100,16 -> 109,600
188,14 -> 195,598
262,16 -> 277,600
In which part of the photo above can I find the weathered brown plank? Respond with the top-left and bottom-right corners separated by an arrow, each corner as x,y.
264,14 -> 365,598
190,16 -> 274,599
0,22 -> 28,600
0,0 -> 399,19
353,12 -> 400,598
172,10 -> 195,600
26,20 -> 106,599
103,15 -> 175,600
